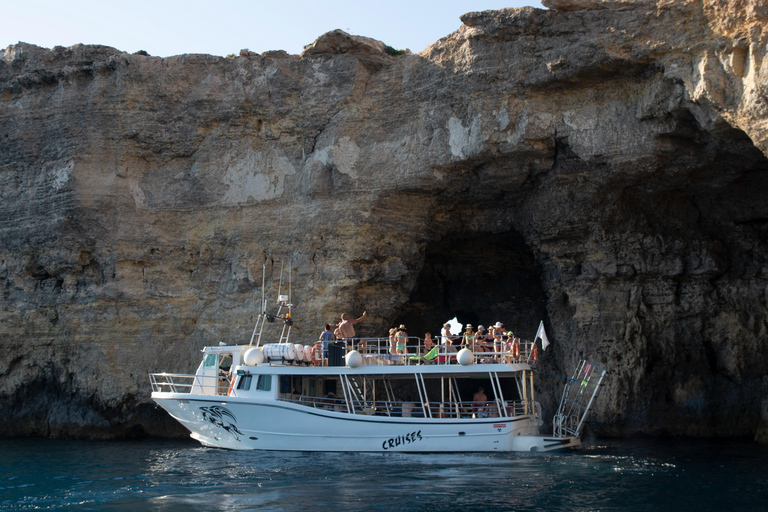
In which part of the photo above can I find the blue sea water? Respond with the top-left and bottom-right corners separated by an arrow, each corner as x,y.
0,437 -> 766,511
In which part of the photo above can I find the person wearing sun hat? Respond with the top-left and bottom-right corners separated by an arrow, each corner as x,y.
462,324 -> 475,349
475,325 -> 492,352
491,322 -> 505,360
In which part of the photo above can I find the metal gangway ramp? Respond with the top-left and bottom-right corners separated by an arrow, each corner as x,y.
553,360 -> 606,438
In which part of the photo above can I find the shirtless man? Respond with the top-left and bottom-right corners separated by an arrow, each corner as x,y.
473,386 -> 488,417
338,311 -> 367,345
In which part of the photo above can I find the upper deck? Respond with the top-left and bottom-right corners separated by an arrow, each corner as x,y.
150,336 -> 538,402
244,335 -> 538,369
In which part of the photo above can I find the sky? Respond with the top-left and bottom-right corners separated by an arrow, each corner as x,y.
2,1 -> 544,58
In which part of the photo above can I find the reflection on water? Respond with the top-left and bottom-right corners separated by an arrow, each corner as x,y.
0,438 -> 766,511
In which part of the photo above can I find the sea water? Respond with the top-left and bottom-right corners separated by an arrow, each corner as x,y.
1,437 -> 766,511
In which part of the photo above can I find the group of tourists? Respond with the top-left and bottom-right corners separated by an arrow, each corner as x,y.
441,321 -> 530,362
312,311 -> 367,365
310,311 -> 534,365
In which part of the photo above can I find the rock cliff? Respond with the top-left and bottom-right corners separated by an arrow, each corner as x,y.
1,0 -> 767,441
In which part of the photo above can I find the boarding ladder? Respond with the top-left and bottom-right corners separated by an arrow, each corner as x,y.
552,360 -> 606,438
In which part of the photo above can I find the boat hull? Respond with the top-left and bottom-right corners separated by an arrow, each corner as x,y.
152,394 -> 567,452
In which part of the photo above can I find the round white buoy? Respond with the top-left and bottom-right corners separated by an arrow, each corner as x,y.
457,348 -> 474,366
294,344 -> 306,362
346,350 -> 363,368
243,348 -> 265,365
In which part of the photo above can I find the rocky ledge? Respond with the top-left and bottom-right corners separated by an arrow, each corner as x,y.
1,0 -> 767,441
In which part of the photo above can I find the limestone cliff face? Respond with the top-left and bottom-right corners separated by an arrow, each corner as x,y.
1,0 -> 767,440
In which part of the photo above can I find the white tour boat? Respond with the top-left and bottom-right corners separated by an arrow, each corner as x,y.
150,282 -> 606,452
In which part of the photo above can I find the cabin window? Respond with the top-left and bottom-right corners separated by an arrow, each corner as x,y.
279,375 -> 291,394
203,354 -> 217,369
237,374 -> 253,391
257,375 -> 272,392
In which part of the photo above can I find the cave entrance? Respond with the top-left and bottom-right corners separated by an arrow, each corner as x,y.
396,229 -> 547,341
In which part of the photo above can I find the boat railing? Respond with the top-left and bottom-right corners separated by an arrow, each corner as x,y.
311,336 -> 536,367
278,396 -> 532,419
149,372 -> 232,396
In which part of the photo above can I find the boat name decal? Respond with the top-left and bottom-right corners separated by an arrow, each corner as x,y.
493,423 -> 507,431
382,430 -> 422,450
199,405 -> 243,441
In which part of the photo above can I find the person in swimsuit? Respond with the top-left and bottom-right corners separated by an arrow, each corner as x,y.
441,323 -> 457,353
338,311 -> 367,351
475,325 -> 491,352
395,325 -> 408,355
463,324 -> 475,350
423,332 -> 434,352
491,322 -> 504,360
388,327 -> 398,356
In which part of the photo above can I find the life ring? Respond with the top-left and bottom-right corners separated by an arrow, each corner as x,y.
531,344 -> 539,363
227,377 -> 235,396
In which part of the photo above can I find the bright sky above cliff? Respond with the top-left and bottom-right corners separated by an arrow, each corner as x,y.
2,0 -> 543,57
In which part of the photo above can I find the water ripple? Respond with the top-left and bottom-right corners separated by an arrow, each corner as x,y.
0,438 -> 765,511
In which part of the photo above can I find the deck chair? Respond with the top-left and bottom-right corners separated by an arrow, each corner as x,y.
410,346 -> 439,365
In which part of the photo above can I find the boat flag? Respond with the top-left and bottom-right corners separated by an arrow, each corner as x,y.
536,321 -> 550,351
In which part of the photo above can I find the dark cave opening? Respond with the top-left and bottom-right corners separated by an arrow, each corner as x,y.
395,229 -> 547,341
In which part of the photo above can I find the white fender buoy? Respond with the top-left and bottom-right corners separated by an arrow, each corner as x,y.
346,350 -> 363,368
243,348 -> 265,365
294,344 -> 306,362
457,348 -> 474,366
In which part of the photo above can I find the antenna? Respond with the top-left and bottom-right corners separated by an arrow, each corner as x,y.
261,262 -> 266,314
249,262 -> 268,346
277,261 -> 284,301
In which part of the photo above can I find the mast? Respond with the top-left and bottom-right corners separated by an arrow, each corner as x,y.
248,262 -> 268,346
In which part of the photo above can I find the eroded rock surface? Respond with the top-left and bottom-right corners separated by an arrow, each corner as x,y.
1,0 -> 767,440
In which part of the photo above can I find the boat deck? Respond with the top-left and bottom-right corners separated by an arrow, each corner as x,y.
259,335 -> 537,368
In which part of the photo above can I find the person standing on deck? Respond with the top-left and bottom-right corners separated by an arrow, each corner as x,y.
491,322 -> 504,360
441,323 -> 457,353
388,327 -> 398,355
338,311 -> 367,347
462,324 -> 476,350
318,324 -> 335,364
395,325 -> 408,355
